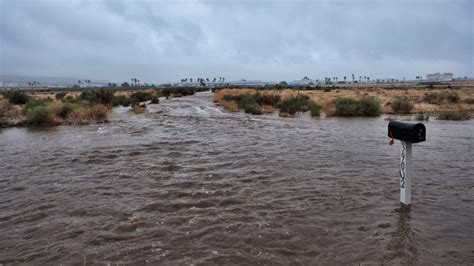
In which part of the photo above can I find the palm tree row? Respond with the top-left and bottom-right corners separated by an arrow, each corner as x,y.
180,77 -> 225,83
325,75 -> 370,84
27,81 -> 40,87
131,78 -> 140,86
77,80 -> 92,85
305,75 -> 371,84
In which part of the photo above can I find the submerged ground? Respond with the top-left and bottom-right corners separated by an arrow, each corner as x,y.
1,92 -> 473,264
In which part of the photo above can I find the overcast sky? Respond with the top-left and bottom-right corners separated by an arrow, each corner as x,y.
0,0 -> 472,83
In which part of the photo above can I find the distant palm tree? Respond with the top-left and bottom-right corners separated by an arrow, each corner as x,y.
344,76 -> 347,83
352,74 -> 355,82
359,76 -> 362,83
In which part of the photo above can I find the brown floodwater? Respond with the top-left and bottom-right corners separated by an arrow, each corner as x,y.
1,92 -> 473,264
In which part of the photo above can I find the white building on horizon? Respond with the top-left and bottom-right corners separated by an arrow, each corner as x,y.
426,72 -> 453,81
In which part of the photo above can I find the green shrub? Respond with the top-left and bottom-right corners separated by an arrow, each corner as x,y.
236,93 -> 252,109
335,97 -> 360,116
95,89 -> 115,104
252,91 -> 281,106
79,89 -> 115,105
243,104 -> 263,115
278,94 -> 313,115
437,111 -> 471,121
359,97 -> 381,116
23,98 -> 54,114
25,107 -> 55,126
130,91 -> 153,102
63,95 -> 76,103
335,97 -> 381,117
235,93 -> 262,115
55,92 -> 66,100
2,91 -> 30,104
160,87 -> 196,98
78,91 -> 97,104
309,102 -> 321,117
161,88 -> 171,98
222,94 -> 241,101
57,103 -> 76,118
150,95 -> 159,104
391,96 -> 414,114
111,95 -> 131,107
259,94 -> 281,107
278,97 -> 300,115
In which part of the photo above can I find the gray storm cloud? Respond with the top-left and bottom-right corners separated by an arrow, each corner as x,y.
0,0 -> 472,83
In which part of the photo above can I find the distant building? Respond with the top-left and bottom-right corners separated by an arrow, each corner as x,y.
426,73 -> 453,81
3,82 -> 18,87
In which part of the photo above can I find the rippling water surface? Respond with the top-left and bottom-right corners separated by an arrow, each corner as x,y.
1,92 -> 473,264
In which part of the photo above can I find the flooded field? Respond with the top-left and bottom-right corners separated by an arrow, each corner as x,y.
1,92 -> 473,264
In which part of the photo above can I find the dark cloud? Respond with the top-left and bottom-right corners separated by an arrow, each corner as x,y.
0,0 -> 472,83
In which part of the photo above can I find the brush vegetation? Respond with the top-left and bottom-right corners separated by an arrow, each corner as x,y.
2,90 -> 30,104
334,97 -> 381,117
217,90 -> 321,117
391,96 -> 414,114
278,94 -> 321,117
0,88 -> 165,127
437,111 -> 471,121
423,91 -> 460,104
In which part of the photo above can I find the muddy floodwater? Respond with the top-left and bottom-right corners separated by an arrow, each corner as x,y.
1,92 -> 473,264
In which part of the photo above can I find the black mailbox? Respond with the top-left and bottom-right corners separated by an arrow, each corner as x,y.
388,121 -> 426,143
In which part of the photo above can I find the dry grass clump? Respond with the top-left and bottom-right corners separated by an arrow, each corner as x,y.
437,111 -> 471,121
464,98 -> 474,104
131,104 -> 146,114
0,99 -> 23,127
213,88 -> 256,103
213,89 -> 257,112
219,100 -> 239,112
66,104 -> 108,125
423,91 -> 460,104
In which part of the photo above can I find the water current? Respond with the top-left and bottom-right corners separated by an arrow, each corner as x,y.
1,92 -> 473,264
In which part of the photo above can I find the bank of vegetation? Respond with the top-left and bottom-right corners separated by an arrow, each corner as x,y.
213,84 -> 473,120
215,89 -> 322,117
1,87 -> 205,127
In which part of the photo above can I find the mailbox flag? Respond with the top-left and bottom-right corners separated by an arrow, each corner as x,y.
389,130 -> 395,145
